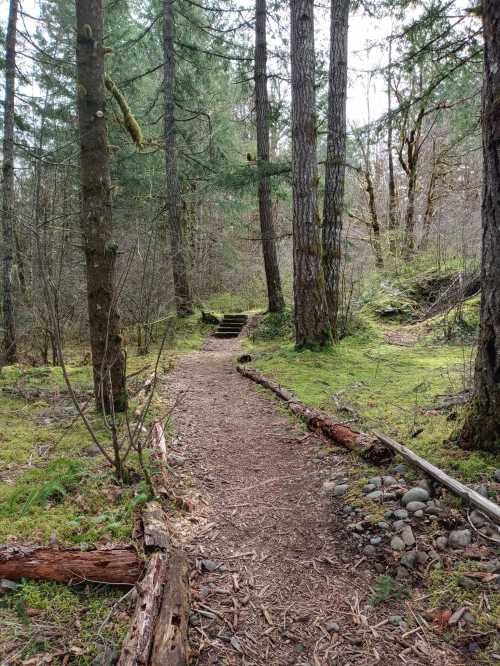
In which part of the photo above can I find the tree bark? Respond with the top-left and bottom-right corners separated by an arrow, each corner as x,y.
75,0 -> 127,412
164,0 -> 193,317
117,552 -> 168,666
460,2 -> 500,453
1,0 -> 18,365
0,545 -> 143,584
290,0 -> 330,349
150,550 -> 190,666
364,168 -> 384,269
255,0 -> 285,314
322,0 -> 349,336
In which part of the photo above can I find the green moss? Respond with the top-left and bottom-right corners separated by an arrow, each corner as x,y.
248,317 -> 499,481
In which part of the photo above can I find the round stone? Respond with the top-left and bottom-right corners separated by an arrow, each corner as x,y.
391,535 -> 405,551
406,501 -> 427,513
334,484 -> 349,497
448,529 -> 472,549
402,487 -> 430,505
393,509 -> 409,520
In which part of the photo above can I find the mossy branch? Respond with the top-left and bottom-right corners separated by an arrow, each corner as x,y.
105,75 -> 144,149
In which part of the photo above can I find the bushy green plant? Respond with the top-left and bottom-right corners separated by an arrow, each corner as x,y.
369,575 -> 410,606
250,310 -> 294,341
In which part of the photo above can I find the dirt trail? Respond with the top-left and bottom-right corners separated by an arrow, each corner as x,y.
168,336 -> 468,666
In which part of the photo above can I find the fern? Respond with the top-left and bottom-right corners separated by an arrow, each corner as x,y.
369,575 -> 410,607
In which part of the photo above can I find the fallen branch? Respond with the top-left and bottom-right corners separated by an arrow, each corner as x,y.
0,545 -> 143,584
237,366 -> 392,464
151,550 -> 190,666
373,431 -> 500,525
143,501 -> 171,552
117,551 -> 168,666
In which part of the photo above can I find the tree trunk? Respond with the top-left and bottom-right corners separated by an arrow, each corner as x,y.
364,169 -> 384,269
1,0 -> 18,365
387,40 -> 398,257
75,0 -> 127,412
419,140 -> 438,251
290,0 -> 330,349
0,544 -> 143,584
164,0 -> 193,317
255,0 -> 285,314
322,0 -> 350,336
460,2 -> 500,453
402,167 -> 418,259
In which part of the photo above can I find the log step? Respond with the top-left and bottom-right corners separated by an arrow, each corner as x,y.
213,313 -> 248,339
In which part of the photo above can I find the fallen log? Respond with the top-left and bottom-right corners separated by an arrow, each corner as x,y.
150,550 -> 190,666
143,501 -> 171,552
237,365 -> 393,464
0,545 -> 143,585
373,431 -> 500,525
117,551 -> 168,666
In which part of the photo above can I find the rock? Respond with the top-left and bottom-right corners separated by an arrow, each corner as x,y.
391,536 -> 405,551
370,536 -> 382,546
389,615 -> 404,627
200,586 -> 210,598
334,484 -> 349,497
377,522 -> 389,530
374,562 -> 385,573
495,469 -> 500,483
354,522 -> 365,532
167,453 -> 185,467
325,621 -> 340,633
368,476 -> 382,487
417,479 -> 432,494
435,535 -> 448,551
416,551 -> 429,566
382,476 -> 398,486
366,490 -> 383,501
425,500 -> 443,516
458,576 -> 478,591
400,551 -> 418,569
475,484 -> 488,498
393,509 -> 409,520
469,510 -> 487,528
402,487 -> 430,505
463,612 -> 476,624
393,520 -> 407,532
448,606 -> 466,625
384,510 -> 393,519
394,464 -> 407,476
479,558 -> 500,574
364,545 -> 376,555
414,510 -> 425,518
401,526 -> 415,547
322,481 -> 336,494
363,484 -> 377,494
448,529 -> 472,549
201,559 -> 220,572
406,501 -> 427,513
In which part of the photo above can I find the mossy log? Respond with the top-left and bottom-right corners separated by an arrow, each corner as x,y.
150,550 -> 190,666
117,551 -> 168,666
0,544 -> 143,584
237,365 -> 393,464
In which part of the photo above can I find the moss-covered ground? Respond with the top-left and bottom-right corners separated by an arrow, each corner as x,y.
0,314 -> 214,664
245,303 -> 498,484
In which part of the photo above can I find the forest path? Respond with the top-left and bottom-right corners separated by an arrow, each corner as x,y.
168,335 -> 468,666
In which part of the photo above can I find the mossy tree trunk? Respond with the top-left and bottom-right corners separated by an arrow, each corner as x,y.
255,0 -> 285,314
460,2 -> 500,453
322,0 -> 350,336
75,0 -> 127,412
163,0 -> 193,317
290,0 -> 330,349
1,0 -> 18,365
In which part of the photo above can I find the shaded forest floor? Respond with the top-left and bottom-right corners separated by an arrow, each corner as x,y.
168,334 -> 482,665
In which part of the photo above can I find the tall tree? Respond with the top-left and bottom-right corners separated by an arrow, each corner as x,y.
290,0 -> 330,349
1,0 -> 19,364
75,0 -> 127,412
163,0 -> 193,317
322,0 -> 350,336
254,0 -> 285,314
460,1 -> 500,453
386,38 -> 398,257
